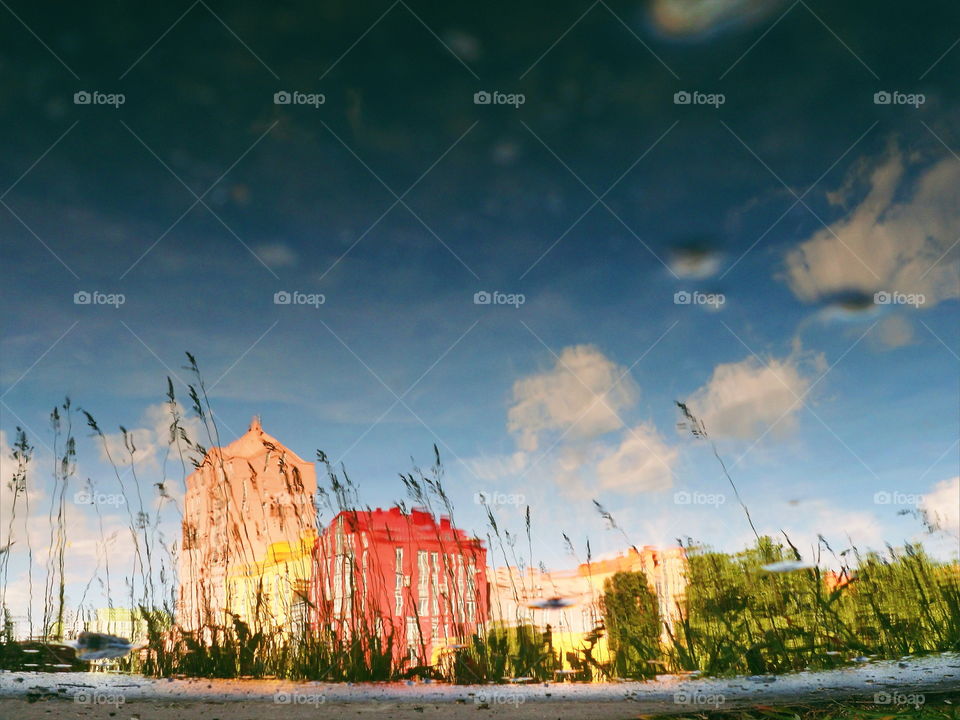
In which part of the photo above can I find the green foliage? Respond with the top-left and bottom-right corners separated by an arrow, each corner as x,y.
446,623 -> 559,683
3,357 -> 957,687
661,537 -> 960,677
603,570 -> 662,678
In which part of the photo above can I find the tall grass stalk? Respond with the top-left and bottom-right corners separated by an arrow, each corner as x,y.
0,355 -> 956,684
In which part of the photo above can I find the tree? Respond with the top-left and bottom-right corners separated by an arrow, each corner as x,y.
602,571 -> 662,678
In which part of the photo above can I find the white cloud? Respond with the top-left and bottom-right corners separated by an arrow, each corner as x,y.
921,476 -> 959,537
507,345 -> 639,452
255,242 -> 298,269
97,402 -> 203,471
686,356 -> 812,440
776,500 -> 885,557
0,427 -> 138,619
596,423 -> 678,493
1,430 -> 20,549
669,246 -> 722,279
99,426 -> 157,468
784,147 -> 960,307
649,0 -> 789,39
875,313 -> 915,349
0,429 -> 44,554
462,452 -> 529,482
499,346 -> 679,498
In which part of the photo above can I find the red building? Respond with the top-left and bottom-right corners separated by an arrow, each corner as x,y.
311,506 -> 488,667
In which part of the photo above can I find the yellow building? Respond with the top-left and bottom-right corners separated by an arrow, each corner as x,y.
224,530 -> 316,634
178,417 -> 317,634
488,546 -> 687,668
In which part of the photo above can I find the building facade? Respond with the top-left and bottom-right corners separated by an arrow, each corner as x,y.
310,507 -> 489,666
488,546 -> 687,668
79,607 -> 150,643
175,418 -> 685,674
178,417 -> 317,633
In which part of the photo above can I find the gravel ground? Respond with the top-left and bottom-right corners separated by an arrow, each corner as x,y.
1,653 -> 958,719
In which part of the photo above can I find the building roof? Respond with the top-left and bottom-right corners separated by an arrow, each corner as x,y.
201,416 -> 311,466
326,506 -> 485,549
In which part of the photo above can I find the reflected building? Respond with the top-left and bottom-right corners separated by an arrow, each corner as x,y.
177,420 -> 488,668
488,546 -> 687,669
178,417 -> 317,634
310,506 -> 488,665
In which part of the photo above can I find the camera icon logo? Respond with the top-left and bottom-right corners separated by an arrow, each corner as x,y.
473,491 -> 490,504
873,91 -> 891,105
673,491 -> 691,505
274,691 -> 292,704
673,91 -> 691,105
873,491 -> 892,505
74,290 -> 92,304
73,491 -> 93,505
474,290 -> 492,305
274,91 -> 292,105
74,91 -> 91,105
874,692 -> 892,704
274,291 -> 292,305
874,291 -> 891,305
674,290 -> 691,304
474,91 -> 491,105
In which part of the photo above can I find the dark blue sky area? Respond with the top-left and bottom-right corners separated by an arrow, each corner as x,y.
1,1 -> 958,605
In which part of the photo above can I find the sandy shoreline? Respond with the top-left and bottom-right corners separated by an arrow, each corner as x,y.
1,653 -> 958,718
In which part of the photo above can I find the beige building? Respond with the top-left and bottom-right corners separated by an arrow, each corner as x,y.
80,607 -> 149,643
488,546 -> 687,667
178,417 -> 317,633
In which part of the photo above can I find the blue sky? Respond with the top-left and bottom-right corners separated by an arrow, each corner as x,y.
1,0 -> 958,618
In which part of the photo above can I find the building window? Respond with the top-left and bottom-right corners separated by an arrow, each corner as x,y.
466,558 -> 477,622
182,522 -> 197,550
417,551 -> 428,588
417,551 -> 429,615
406,616 -> 420,663
395,591 -> 403,615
